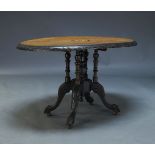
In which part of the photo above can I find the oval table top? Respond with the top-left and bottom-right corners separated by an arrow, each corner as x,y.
17,36 -> 137,51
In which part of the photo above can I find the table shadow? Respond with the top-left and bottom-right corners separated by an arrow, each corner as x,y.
11,93 -> 140,131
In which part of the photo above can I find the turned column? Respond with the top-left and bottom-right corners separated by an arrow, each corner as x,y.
79,49 -> 88,81
75,50 -> 81,85
65,50 -> 71,83
83,49 -> 88,80
93,49 -> 99,83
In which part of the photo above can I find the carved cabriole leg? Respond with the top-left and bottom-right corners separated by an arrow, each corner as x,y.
44,82 -> 71,116
66,50 -> 81,128
79,49 -> 94,104
44,50 -> 72,116
92,82 -> 120,114
66,86 -> 80,128
92,49 -> 120,115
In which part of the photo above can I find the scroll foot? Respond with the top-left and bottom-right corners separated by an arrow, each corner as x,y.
84,92 -> 94,105
44,82 -> 71,116
66,111 -> 76,129
92,82 -> 120,115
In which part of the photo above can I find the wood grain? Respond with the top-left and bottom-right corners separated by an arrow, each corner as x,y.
20,36 -> 135,47
17,36 -> 137,51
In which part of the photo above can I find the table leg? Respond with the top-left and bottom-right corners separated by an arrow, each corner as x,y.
44,82 -> 71,116
44,50 -> 72,116
81,49 -> 94,105
66,50 -> 81,128
92,82 -> 120,115
92,49 -> 120,115
66,85 -> 80,128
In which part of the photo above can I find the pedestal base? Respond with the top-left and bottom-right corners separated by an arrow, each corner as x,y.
44,49 -> 120,128
44,79 -> 120,128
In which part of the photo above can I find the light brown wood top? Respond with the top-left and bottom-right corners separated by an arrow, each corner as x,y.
17,36 -> 137,51
20,36 -> 135,46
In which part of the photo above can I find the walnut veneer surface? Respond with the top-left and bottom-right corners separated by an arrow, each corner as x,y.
17,36 -> 137,51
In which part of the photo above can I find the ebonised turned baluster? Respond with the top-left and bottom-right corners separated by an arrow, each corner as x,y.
65,50 -> 71,83
75,50 -> 81,85
93,49 -> 99,83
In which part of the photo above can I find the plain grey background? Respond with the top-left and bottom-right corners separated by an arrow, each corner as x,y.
0,12 -> 155,143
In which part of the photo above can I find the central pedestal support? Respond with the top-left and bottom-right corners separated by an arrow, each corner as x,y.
44,49 -> 120,128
